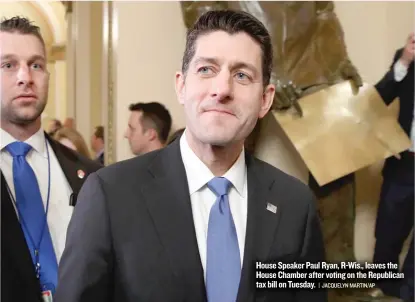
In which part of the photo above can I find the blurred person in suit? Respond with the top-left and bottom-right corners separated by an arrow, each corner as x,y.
0,16 -> 102,302
371,32 -> 414,302
124,102 -> 172,155
91,125 -> 105,165
54,127 -> 91,159
56,10 -> 326,302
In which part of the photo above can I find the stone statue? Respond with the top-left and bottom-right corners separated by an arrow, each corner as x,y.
180,1 -> 362,117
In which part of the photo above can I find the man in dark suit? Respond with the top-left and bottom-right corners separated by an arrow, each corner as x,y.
372,33 -> 414,301
0,17 -> 102,302
56,10 -> 326,302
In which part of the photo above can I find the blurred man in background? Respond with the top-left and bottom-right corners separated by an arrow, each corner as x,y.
124,102 -> 172,155
91,125 -> 105,165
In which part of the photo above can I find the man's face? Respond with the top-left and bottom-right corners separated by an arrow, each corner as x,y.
124,111 -> 150,155
0,32 -> 49,126
90,134 -> 99,152
175,31 -> 274,147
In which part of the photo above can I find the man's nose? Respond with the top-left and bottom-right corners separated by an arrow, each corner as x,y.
16,65 -> 33,86
210,72 -> 233,102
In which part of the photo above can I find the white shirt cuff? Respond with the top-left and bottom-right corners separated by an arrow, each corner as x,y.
393,59 -> 408,82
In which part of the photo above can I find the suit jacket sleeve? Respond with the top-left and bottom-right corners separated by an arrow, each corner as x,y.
296,194 -> 328,302
375,49 -> 403,105
55,173 -> 113,302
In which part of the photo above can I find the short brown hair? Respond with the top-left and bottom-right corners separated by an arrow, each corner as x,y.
129,102 -> 172,144
94,126 -> 104,141
0,16 -> 46,50
182,10 -> 273,85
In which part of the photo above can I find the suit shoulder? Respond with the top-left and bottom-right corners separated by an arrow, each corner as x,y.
251,156 -> 314,200
96,149 -> 161,182
76,153 -> 102,172
49,137 -> 102,173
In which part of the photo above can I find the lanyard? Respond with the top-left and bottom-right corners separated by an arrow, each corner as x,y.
5,139 -> 51,280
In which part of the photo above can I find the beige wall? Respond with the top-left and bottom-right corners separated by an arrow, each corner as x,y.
90,1 -> 103,137
71,1 -> 104,154
110,1 -> 413,260
73,1 -> 92,149
335,1 -> 414,85
66,10 -> 76,120
55,61 -> 67,121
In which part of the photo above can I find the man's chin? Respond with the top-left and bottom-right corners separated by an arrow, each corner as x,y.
12,112 -> 42,125
200,134 -> 238,147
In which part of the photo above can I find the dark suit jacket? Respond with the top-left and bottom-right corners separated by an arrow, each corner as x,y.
375,49 -> 414,182
55,139 -> 326,302
1,134 -> 102,302
95,152 -> 105,166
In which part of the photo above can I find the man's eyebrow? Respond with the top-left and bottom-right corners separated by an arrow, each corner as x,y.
0,54 -> 16,61
28,55 -> 46,62
192,56 -> 260,80
193,56 -> 220,66
0,54 -> 46,62
195,56 -> 259,75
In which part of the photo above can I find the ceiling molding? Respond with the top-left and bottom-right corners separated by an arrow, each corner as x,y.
30,1 -> 66,44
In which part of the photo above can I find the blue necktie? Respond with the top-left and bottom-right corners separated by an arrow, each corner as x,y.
206,177 -> 241,302
6,142 -> 58,293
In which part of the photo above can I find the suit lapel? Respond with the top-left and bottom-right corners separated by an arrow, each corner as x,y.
1,172 -> 40,293
237,155 -> 282,302
140,140 -> 207,302
46,134 -> 84,195
140,144 -> 282,302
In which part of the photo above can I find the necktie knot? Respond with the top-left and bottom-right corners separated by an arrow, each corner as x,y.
6,141 -> 32,157
207,177 -> 232,197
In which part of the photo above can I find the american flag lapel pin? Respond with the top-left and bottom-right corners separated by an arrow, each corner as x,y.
266,203 -> 277,214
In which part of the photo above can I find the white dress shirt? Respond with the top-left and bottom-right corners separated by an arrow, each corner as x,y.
393,59 -> 415,151
0,128 -> 73,262
179,131 -> 248,279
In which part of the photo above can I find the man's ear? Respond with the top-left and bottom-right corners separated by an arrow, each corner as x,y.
145,128 -> 157,141
259,84 -> 275,119
175,72 -> 185,105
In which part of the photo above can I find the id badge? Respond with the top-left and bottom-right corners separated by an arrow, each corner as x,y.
42,290 -> 53,302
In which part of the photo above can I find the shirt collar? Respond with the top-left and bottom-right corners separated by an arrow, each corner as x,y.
96,148 -> 104,158
1,127 -> 47,158
179,130 -> 246,197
